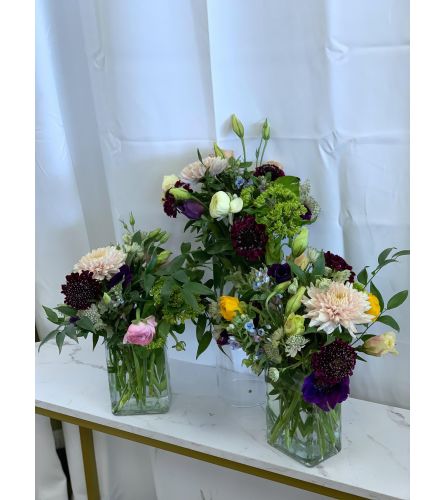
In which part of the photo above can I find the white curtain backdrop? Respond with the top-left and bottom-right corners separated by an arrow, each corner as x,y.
36,0 -> 409,498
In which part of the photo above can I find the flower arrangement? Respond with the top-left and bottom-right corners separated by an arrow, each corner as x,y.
161,115 -> 319,298
40,216 -> 213,414
207,241 -> 409,465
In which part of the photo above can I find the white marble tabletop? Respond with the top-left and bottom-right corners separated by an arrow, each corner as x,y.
35,339 -> 409,500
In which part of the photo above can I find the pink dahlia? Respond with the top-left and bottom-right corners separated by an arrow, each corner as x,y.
302,282 -> 372,336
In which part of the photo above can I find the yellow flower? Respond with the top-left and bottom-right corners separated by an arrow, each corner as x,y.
219,296 -> 242,321
367,293 -> 381,320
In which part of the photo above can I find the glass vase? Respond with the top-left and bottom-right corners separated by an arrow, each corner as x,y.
106,343 -> 171,415
216,344 -> 265,407
266,375 -> 341,467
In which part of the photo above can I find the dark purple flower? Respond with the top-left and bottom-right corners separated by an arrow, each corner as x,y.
178,200 -> 205,220
162,181 -> 193,218
267,263 -> 291,283
216,330 -> 229,346
301,204 -> 312,221
69,316 -> 80,324
230,215 -> 268,262
324,251 -> 355,283
253,163 -> 285,181
108,264 -> 132,289
61,271 -> 102,310
302,373 -> 350,411
311,339 -> 357,386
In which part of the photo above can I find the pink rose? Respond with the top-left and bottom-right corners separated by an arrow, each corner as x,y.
123,316 -> 157,346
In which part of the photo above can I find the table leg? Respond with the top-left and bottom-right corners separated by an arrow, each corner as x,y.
79,426 -> 100,500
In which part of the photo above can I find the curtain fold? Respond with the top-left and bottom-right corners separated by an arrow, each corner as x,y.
36,0 -> 409,498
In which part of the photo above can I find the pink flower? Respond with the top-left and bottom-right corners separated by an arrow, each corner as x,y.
123,316 -> 157,346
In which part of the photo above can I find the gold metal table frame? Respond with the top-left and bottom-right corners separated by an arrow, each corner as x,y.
36,406 -> 366,500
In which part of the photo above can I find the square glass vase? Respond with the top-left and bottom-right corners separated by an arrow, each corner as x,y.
106,343 -> 171,415
266,378 -> 341,467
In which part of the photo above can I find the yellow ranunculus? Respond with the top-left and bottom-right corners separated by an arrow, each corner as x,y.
219,296 -> 242,321
367,293 -> 381,320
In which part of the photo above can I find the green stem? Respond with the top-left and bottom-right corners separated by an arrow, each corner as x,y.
269,388 -> 301,445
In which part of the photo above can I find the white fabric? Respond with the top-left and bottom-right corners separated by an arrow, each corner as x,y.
36,0 -> 409,498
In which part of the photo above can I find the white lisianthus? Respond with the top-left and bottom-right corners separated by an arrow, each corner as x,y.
209,191 -> 231,218
180,161 -> 207,182
161,174 -> 179,192
268,367 -> 280,382
307,247 -> 321,264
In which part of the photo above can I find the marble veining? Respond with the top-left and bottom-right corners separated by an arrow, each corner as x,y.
36,339 -> 409,500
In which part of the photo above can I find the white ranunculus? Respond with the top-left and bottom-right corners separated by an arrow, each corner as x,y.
229,195 -> 243,214
180,161 -> 207,182
162,174 -> 179,192
209,191 -> 231,218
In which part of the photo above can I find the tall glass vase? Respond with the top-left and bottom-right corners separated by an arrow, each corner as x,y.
216,344 -> 265,407
266,374 -> 341,467
106,343 -> 171,415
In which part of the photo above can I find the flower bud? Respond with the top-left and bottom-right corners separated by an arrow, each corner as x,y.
169,187 -> 192,201
294,254 -> 310,270
159,232 -> 170,244
213,142 -> 225,158
231,114 -> 244,138
262,118 -> 270,140
156,250 -> 172,265
362,332 -> 398,356
291,227 -> 309,258
284,313 -> 305,336
129,212 -> 135,226
103,292 -> 111,305
285,286 -> 306,316
272,280 -> 291,293
147,228 -> 162,239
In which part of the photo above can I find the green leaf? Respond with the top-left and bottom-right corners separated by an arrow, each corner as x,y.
196,315 -> 207,342
312,252 -> 325,279
181,242 -> 191,254
378,247 -> 395,265
63,324 -> 79,343
143,273 -> 156,293
157,319 -> 170,339
196,331 -> 212,359
370,281 -> 384,310
182,288 -> 200,311
157,255 -> 186,274
38,329 -> 58,351
377,315 -> 400,332
43,306 -> 61,325
172,270 -> 189,284
132,231 -> 142,245
357,267 -> 368,286
145,254 -> 158,273
356,354 -> 368,362
206,241 -> 233,255
184,282 -> 214,296
387,290 -> 409,310
92,332 -> 100,350
56,331 -> 66,353
55,305 -> 77,317
141,301 -> 155,318
161,277 -> 175,303
392,249 -> 410,258
172,323 -> 185,334
197,148 -> 203,163
76,316 -> 96,333
273,175 -> 300,196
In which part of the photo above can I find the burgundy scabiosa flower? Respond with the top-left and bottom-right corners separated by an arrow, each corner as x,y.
61,271 -> 102,310
230,215 -> 268,262
311,339 -> 357,386
216,330 -> 229,346
162,181 -> 193,218
267,263 -> 291,284
324,251 -> 355,282
301,204 -> 312,221
302,373 -> 350,411
253,162 -> 285,181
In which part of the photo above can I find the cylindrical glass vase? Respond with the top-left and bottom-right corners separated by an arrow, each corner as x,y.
266,376 -> 341,467
106,343 -> 171,415
216,345 -> 265,407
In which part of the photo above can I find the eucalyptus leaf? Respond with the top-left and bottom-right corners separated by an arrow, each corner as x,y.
196,331 -> 212,359
56,331 -> 66,353
378,247 -> 395,265
357,267 -> 368,286
76,316 -> 96,333
55,305 -> 77,317
38,329 -> 58,351
43,306 -> 61,325
377,315 -> 400,331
